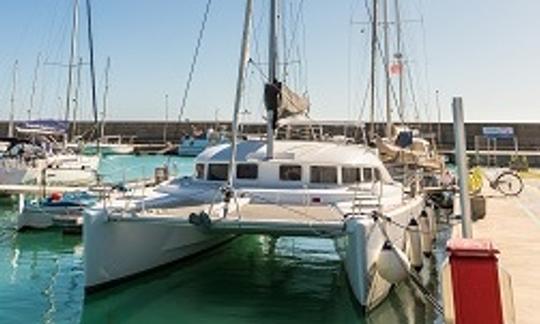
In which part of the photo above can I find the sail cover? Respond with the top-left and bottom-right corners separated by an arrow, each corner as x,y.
264,81 -> 310,129
16,119 -> 69,135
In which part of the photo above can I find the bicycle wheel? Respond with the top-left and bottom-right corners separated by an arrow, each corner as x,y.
495,171 -> 524,196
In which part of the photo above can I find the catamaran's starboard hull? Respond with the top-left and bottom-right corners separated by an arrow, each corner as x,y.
335,195 -> 425,310
83,208 -> 233,290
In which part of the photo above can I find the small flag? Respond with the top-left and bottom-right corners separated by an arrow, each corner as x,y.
390,61 -> 403,75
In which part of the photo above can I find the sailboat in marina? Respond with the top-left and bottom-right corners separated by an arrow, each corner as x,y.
84,0 -> 427,310
365,0 -> 444,172
0,2 -> 100,188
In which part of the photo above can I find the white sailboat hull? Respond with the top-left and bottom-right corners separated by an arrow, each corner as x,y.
0,155 -> 99,186
83,143 -> 134,155
84,208 -> 232,290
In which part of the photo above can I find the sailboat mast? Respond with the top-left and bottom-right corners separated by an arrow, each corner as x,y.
72,56 -> 83,138
383,0 -> 392,138
266,0 -> 278,160
29,53 -> 41,120
369,0 -> 377,138
85,0 -> 99,150
65,0 -> 79,122
8,60 -> 18,138
101,57 -> 111,139
227,0 -> 253,187
393,0 -> 403,123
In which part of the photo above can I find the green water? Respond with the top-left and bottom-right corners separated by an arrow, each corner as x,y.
0,155 -> 443,324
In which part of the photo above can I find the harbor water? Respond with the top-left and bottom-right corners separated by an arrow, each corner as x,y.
0,155 -> 444,324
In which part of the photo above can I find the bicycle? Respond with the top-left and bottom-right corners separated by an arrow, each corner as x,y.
468,167 -> 524,196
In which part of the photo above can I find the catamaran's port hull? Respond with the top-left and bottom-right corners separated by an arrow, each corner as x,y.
83,208 -> 233,290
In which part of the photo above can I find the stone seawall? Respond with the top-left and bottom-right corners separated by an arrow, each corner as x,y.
0,121 -> 538,150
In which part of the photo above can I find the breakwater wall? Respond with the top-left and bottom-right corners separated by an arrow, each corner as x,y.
1,120 -> 538,150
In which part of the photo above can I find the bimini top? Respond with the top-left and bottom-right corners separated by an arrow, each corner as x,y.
196,140 -> 387,169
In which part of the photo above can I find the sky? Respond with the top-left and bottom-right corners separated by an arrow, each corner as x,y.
0,0 -> 539,123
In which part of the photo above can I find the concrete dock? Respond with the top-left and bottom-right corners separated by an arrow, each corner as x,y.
456,176 -> 540,324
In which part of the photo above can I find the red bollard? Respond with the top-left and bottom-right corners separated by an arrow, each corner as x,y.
441,238 -> 514,324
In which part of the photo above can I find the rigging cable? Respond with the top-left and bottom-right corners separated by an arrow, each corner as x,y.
178,0 -> 213,122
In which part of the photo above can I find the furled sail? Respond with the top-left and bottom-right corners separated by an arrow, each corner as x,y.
264,80 -> 310,129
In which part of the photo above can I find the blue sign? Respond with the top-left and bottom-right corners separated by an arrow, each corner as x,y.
482,127 -> 514,139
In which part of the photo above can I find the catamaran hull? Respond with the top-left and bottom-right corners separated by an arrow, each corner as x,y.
17,206 -> 84,230
84,208 -> 232,290
336,195 -> 425,310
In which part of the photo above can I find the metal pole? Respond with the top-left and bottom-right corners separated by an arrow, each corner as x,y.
65,0 -> 79,122
452,97 -> 473,238
101,56 -> 111,139
227,0 -> 252,187
435,89 -> 441,142
383,0 -> 392,138
369,0 -> 377,138
29,53 -> 41,120
266,0 -> 278,160
8,60 -> 18,138
163,94 -> 169,142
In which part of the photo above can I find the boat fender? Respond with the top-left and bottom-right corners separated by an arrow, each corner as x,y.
188,212 -> 202,226
377,240 -> 410,284
407,218 -> 423,272
419,211 -> 433,258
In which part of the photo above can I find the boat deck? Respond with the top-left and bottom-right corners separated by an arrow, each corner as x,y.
110,203 -> 350,237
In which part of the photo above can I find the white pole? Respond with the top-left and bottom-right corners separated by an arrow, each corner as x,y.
8,60 -> 18,138
227,0 -> 252,187
452,97 -> 473,238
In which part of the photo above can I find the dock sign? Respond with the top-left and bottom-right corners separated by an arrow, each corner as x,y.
482,127 -> 514,139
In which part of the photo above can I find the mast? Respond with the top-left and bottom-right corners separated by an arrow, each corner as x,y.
101,56 -> 111,139
266,0 -> 278,159
369,0 -> 377,138
29,53 -> 41,120
383,0 -> 392,138
393,0 -> 404,124
227,0 -> 252,187
72,56 -> 83,138
163,94 -> 169,142
65,0 -> 79,122
436,89 -> 441,142
8,60 -> 18,138
85,0 -> 99,152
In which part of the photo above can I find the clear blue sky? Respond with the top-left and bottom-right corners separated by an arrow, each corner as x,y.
0,0 -> 538,123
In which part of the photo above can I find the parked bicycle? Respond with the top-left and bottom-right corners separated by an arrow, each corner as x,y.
469,167 -> 524,196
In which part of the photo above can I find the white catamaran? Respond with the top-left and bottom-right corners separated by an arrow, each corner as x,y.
84,0 -> 426,310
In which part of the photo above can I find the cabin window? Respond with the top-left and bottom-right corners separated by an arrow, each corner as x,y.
207,163 -> 228,181
195,164 -> 205,179
310,166 -> 337,184
342,167 -> 361,184
279,164 -> 302,181
363,168 -> 373,182
236,164 -> 258,180
362,167 -> 381,182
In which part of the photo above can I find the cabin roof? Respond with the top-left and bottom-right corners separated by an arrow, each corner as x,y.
196,140 -> 384,167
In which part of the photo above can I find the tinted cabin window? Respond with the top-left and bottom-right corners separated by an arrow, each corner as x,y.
195,163 -> 205,179
342,167 -> 361,184
279,165 -> 302,181
208,164 -> 228,181
310,166 -> 337,184
363,168 -> 373,182
237,164 -> 258,180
